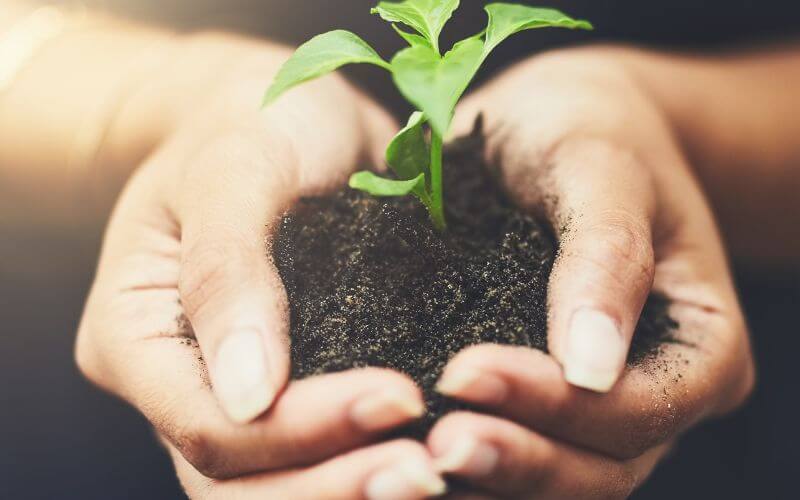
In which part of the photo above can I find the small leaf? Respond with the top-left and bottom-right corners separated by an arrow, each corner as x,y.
386,111 -> 430,181
263,30 -> 390,106
349,171 -> 426,197
392,24 -> 433,49
484,3 -> 593,53
372,0 -> 460,51
391,37 -> 484,136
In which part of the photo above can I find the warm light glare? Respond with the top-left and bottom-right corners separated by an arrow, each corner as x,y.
0,6 -> 65,92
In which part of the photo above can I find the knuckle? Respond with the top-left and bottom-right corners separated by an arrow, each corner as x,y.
179,238 -> 249,319
606,469 -> 638,500
618,458 -> 654,499
575,214 -> 654,290
611,407 -> 673,459
172,423 -> 231,480
613,414 -> 675,460
536,390 -> 577,428
531,440 -> 559,482
276,419 -> 325,458
594,215 -> 653,270
506,438 -> 557,494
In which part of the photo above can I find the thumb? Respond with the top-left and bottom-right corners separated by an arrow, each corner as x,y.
544,139 -> 656,393
177,135 -> 296,423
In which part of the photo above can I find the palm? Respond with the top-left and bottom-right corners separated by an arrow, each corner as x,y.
423,51 -> 754,498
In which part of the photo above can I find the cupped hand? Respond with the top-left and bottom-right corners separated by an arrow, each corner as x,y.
429,48 -> 756,498
75,43 -> 444,498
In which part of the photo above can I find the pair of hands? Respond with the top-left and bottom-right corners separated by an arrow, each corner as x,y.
76,43 -> 754,499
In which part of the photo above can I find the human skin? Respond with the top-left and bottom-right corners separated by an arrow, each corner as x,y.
75,44 -> 767,498
2,7 -> 445,497
427,45 -> 799,498
4,3 -> 800,498
69,33 -> 453,500
429,47 -> 766,497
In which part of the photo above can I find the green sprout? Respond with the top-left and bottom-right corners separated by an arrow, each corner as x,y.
264,1 -> 592,231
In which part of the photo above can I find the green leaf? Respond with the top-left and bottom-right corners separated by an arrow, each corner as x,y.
392,24 -> 433,49
386,112 -> 430,181
391,37 -> 484,136
349,171 -> 426,197
263,30 -> 390,106
483,3 -> 593,53
371,0 -> 460,52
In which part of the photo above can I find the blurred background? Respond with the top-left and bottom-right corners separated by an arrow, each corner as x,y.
1,0 -> 798,498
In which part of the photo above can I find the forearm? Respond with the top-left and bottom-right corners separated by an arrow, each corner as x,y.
0,5 -> 288,220
611,45 -> 800,266
0,12 -> 175,192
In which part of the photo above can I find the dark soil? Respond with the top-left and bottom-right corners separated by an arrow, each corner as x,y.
273,131 -> 677,436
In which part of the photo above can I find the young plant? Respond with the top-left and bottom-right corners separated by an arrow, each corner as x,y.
264,1 -> 592,231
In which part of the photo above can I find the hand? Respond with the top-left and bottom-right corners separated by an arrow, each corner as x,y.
75,38 -> 445,498
429,48 -> 755,498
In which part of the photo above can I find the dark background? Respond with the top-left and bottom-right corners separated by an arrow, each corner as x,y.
1,1 -> 799,498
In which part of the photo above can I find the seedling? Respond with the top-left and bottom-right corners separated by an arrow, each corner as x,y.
264,1 -> 592,231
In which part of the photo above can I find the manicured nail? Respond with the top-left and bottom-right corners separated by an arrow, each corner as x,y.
563,309 -> 626,393
212,330 -> 274,423
365,459 -> 447,500
350,391 -> 425,432
434,437 -> 499,477
436,368 -> 509,404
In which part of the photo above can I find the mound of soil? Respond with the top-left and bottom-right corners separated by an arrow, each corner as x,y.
273,130 -> 676,435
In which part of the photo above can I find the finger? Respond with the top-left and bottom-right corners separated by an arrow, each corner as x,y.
83,310 -> 426,479
541,138 -> 657,392
457,81 -> 658,393
78,172 -> 428,480
169,438 -> 445,500
428,412 -> 669,499
435,336 -> 739,459
174,133 -> 303,423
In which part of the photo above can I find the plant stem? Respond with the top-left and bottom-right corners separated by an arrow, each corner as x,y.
428,130 -> 446,231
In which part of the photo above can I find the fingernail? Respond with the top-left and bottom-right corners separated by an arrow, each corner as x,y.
365,459 -> 447,500
350,391 -> 425,432
434,437 -> 499,477
212,330 -> 274,423
435,369 -> 509,404
563,309 -> 626,393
